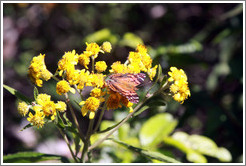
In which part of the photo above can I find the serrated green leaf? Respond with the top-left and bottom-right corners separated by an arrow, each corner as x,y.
33,86 -> 39,101
3,151 -> 70,163
4,84 -> 32,104
140,113 -> 178,148
110,139 -> 180,163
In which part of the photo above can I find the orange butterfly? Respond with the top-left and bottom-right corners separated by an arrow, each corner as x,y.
106,73 -> 146,103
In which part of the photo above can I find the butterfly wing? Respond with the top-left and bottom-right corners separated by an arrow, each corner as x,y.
106,73 -> 146,103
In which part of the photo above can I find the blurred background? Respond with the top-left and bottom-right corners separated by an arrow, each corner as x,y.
3,3 -> 243,163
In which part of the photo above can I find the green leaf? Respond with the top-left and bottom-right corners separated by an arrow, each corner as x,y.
133,105 -> 149,117
140,113 -> 178,148
216,147 -> 232,162
164,131 -> 232,163
119,32 -> 144,48
3,151 -> 70,163
83,28 -> 118,44
187,151 -> 207,163
33,86 -> 39,101
3,84 -> 32,104
20,123 -> 33,131
110,139 -> 180,163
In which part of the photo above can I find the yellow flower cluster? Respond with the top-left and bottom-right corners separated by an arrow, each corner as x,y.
109,44 -> 158,80
28,42 -> 158,120
28,54 -> 52,87
106,90 -> 134,113
17,93 -> 67,128
168,67 -> 191,104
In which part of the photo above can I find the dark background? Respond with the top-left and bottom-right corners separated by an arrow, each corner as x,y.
3,3 -> 243,163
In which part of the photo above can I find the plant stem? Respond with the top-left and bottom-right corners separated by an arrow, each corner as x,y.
92,55 -> 95,74
88,79 -> 168,151
88,98 -> 145,151
81,118 -> 95,162
57,126 -> 78,162
64,93 -> 86,143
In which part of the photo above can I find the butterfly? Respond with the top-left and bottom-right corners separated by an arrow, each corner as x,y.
106,73 -> 146,103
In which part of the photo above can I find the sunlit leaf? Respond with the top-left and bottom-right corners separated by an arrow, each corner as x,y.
140,113 -> 178,148
110,138 -> 180,163
3,151 -> 70,163
119,32 -> 144,48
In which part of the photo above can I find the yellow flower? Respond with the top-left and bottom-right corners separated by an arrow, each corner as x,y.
147,65 -> 158,80
78,52 -> 90,69
101,41 -> 112,53
55,101 -> 67,112
42,100 -> 56,117
66,66 -> 80,85
109,61 -> 127,74
28,54 -> 52,87
86,42 -> 100,58
17,102 -> 29,116
57,50 -> 78,76
126,63 -> 141,74
95,61 -> 107,73
56,80 -> 76,95
121,96 -> 134,112
168,67 -> 190,104
80,97 -> 100,119
90,88 -> 105,98
86,73 -> 105,88
128,52 -> 141,64
168,67 -> 187,83
141,54 -> 152,71
106,90 -> 122,110
36,94 -> 51,106
77,69 -> 90,89
27,111 -> 45,128
136,44 -> 147,54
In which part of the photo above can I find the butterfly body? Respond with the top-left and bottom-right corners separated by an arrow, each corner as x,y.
106,73 -> 146,103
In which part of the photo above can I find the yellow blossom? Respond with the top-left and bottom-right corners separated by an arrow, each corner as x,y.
86,42 -> 100,58
147,65 -> 158,80
80,97 -> 100,119
57,50 -> 78,76
36,94 -> 51,106
42,100 -> 56,117
136,44 -> 147,54
95,61 -> 107,73
78,52 -> 90,69
17,102 -> 29,116
168,67 -> 190,104
86,73 -> 105,88
27,111 -> 45,128
101,41 -> 112,53
55,101 -> 67,112
28,54 -> 52,87
90,88 -> 105,98
77,69 -> 90,89
106,90 -> 122,110
56,80 -> 76,95
109,61 -> 127,74
66,66 -> 80,85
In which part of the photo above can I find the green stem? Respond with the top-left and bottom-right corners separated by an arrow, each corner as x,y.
57,126 -> 78,162
81,118 -> 95,162
92,56 -> 95,74
88,79 -> 169,151
64,93 -> 86,143
88,97 -> 146,151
